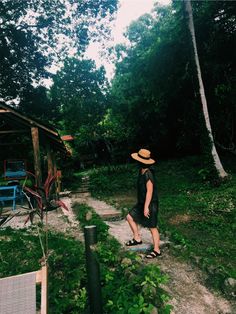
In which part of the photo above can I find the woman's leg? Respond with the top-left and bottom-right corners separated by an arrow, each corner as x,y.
126,213 -> 141,241
150,227 -> 160,253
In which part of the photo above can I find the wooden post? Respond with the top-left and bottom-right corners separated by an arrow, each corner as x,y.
41,265 -> 48,314
36,265 -> 48,314
46,142 -> 54,176
84,226 -> 102,314
31,127 -> 42,187
52,152 -> 57,176
52,152 -> 61,195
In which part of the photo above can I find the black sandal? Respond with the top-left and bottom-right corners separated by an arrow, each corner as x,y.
125,239 -> 143,246
145,250 -> 161,259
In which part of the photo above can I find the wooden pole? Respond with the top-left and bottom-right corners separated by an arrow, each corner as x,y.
31,127 -> 42,187
84,225 -> 102,314
52,152 -> 57,177
46,142 -> 54,176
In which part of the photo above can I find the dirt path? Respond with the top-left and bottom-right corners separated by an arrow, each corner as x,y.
2,195 -> 235,313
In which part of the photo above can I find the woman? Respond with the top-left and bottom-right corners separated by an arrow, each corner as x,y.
126,148 -> 161,259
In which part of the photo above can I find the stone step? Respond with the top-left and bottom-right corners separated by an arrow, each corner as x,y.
99,211 -> 122,220
81,176 -> 89,181
84,197 -> 122,221
77,188 -> 89,192
126,240 -> 170,252
71,192 -> 90,198
80,183 -> 90,187
79,187 -> 89,191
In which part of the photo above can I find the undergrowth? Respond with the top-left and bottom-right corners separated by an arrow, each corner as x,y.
87,155 -> 236,296
0,203 -> 171,313
73,202 -> 172,313
0,227 -> 87,313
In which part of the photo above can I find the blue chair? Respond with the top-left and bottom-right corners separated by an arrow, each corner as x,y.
0,185 -> 23,211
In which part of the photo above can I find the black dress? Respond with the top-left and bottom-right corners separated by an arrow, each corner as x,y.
129,168 -> 159,228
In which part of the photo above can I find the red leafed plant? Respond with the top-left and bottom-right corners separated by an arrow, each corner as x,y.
23,172 -> 68,224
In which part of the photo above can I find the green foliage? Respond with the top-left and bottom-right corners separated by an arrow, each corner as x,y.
50,57 -> 110,158
74,203 -> 110,242
107,1 -> 236,161
0,227 -> 87,313
150,157 -> 236,288
46,232 -> 87,313
109,3 -> 199,156
89,164 -> 137,197
101,255 -> 171,314
73,202 -> 171,313
0,0 -> 118,107
62,170 -> 83,191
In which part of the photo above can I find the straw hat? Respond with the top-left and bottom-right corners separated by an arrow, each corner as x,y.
131,148 -> 155,165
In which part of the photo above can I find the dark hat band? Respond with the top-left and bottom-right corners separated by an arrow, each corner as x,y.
138,153 -> 150,160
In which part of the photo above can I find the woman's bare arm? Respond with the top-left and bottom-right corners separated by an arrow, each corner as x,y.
144,180 -> 153,218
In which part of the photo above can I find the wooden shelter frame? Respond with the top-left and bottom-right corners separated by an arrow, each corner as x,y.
0,102 -> 67,187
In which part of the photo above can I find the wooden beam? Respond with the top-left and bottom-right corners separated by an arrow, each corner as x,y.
0,103 -> 66,153
31,127 -> 42,186
0,103 -> 58,136
0,109 -> 10,113
41,265 -> 48,314
0,130 -> 28,134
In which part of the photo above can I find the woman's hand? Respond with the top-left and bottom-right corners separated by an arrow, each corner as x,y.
144,207 -> 150,218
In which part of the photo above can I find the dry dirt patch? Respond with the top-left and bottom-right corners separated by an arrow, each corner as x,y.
1,197 -> 83,241
169,213 -> 197,225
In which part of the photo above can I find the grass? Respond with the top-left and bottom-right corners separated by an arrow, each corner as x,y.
0,226 -> 87,313
88,155 -> 236,294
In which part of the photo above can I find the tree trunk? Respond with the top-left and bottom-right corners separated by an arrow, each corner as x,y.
184,0 -> 228,179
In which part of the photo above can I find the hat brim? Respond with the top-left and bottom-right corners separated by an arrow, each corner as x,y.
131,153 -> 155,165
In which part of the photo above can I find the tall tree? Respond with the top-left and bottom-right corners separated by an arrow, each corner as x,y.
184,0 -> 228,179
107,1 -> 235,162
50,58 -> 108,154
109,5 -> 196,156
0,0 -> 117,111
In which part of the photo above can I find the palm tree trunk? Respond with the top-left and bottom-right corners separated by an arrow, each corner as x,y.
184,0 -> 228,179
